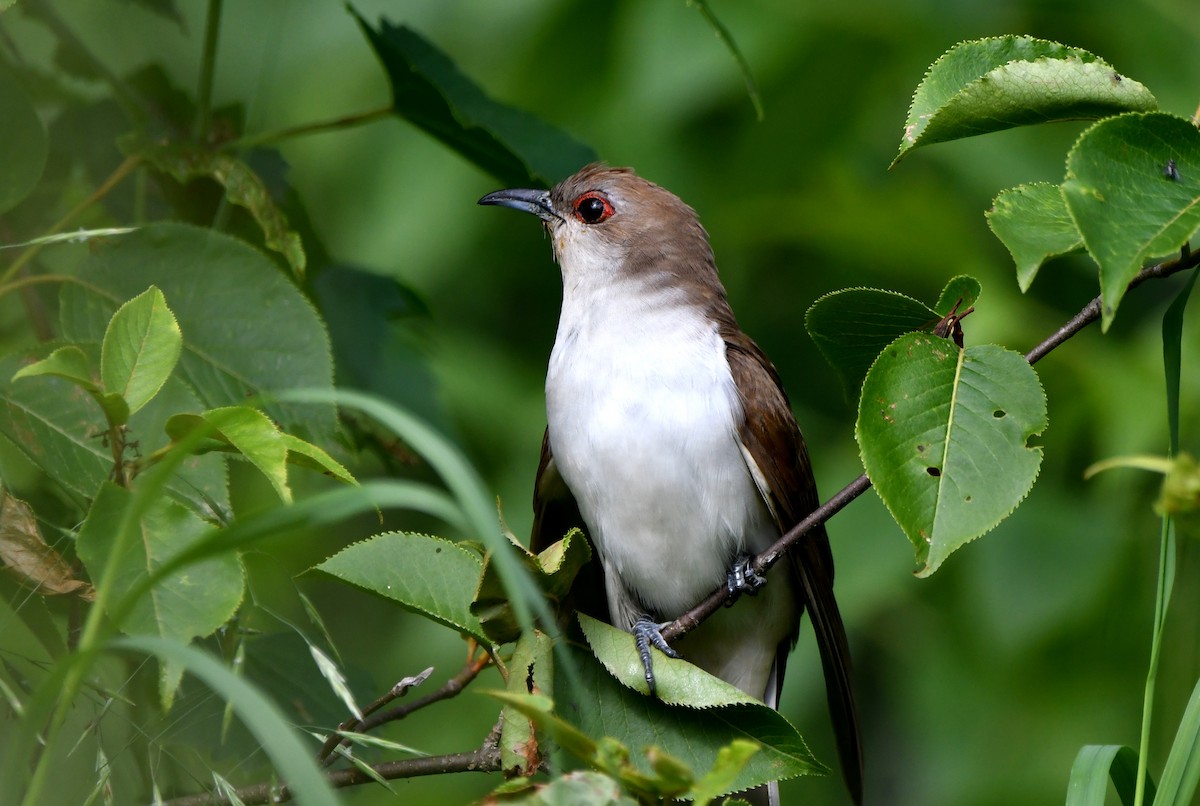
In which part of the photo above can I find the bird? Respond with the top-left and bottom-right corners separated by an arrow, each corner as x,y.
479,164 -> 862,805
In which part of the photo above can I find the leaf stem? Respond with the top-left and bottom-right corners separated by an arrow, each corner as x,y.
686,0 -> 764,121
223,104 -> 395,151
194,0 -> 225,143
1135,517 -> 1175,806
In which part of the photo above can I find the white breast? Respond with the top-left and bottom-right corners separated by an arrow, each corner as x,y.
545,276 -> 777,622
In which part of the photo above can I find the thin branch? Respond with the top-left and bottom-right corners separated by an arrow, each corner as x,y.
224,105 -> 394,152
161,743 -> 502,806
662,246 -> 1200,643
0,155 -> 142,286
1025,250 -> 1199,364
315,666 -> 434,765
359,650 -> 491,729
317,650 -> 490,765
664,473 -> 871,642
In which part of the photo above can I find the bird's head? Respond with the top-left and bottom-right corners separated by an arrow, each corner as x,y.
478,164 -> 715,287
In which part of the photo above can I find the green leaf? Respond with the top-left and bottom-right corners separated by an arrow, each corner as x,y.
933,275 -> 982,317
0,343 -> 227,509
279,432 -> 356,485
1158,674 -> 1200,806
136,145 -> 307,278
0,63 -> 48,214
857,334 -> 1047,576
78,483 -> 244,708
987,182 -> 1084,291
1065,745 -> 1144,806
473,528 -> 591,645
489,772 -> 635,806
59,222 -> 335,444
9,344 -> 130,426
136,376 -> 231,517
492,689 -> 698,801
281,388 -> 552,642
0,345 -> 119,497
106,481 -> 467,662
350,7 -> 596,187
691,740 -> 761,805
315,532 -> 490,647
805,288 -> 939,402
310,264 -> 441,427
551,642 -> 825,797
166,407 -> 291,502
11,345 -> 96,391
502,629 -> 553,776
1062,112 -> 1200,330
100,286 -> 182,416
112,635 -> 339,806
895,36 -> 1156,164
579,614 -> 756,706
489,690 -> 603,775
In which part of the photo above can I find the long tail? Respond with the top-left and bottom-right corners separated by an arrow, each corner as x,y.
794,532 -> 863,805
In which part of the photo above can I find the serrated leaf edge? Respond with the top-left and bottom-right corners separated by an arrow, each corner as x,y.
855,336 -> 1048,576
317,531 -> 488,640
896,35 -> 1121,165
1061,111 -> 1200,328
985,182 -> 1085,291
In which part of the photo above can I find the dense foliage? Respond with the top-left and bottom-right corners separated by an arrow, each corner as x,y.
0,2 -> 1198,805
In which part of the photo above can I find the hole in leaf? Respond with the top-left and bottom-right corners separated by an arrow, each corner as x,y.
993,409 -> 1006,418
926,467 -> 941,477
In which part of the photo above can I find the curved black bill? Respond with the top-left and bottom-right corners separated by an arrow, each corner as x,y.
477,187 -> 560,223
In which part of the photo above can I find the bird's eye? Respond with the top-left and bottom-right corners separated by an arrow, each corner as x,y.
573,192 -> 614,224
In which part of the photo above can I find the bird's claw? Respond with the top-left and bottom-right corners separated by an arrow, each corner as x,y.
633,614 -> 678,697
725,552 -> 767,606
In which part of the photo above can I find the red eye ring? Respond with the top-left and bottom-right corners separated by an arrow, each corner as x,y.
573,192 -> 614,224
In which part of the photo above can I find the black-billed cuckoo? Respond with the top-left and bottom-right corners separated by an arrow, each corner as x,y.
480,164 -> 862,804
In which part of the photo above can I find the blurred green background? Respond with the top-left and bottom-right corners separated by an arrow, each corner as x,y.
5,1 -> 1200,804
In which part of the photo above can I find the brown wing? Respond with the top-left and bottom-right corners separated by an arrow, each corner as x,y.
723,325 -> 864,806
531,428 -> 610,623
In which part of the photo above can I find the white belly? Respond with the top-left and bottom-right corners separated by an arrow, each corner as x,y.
545,285 -> 778,622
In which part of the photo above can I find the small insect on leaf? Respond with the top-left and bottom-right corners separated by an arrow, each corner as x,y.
1163,158 -> 1181,182
932,297 -> 975,348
